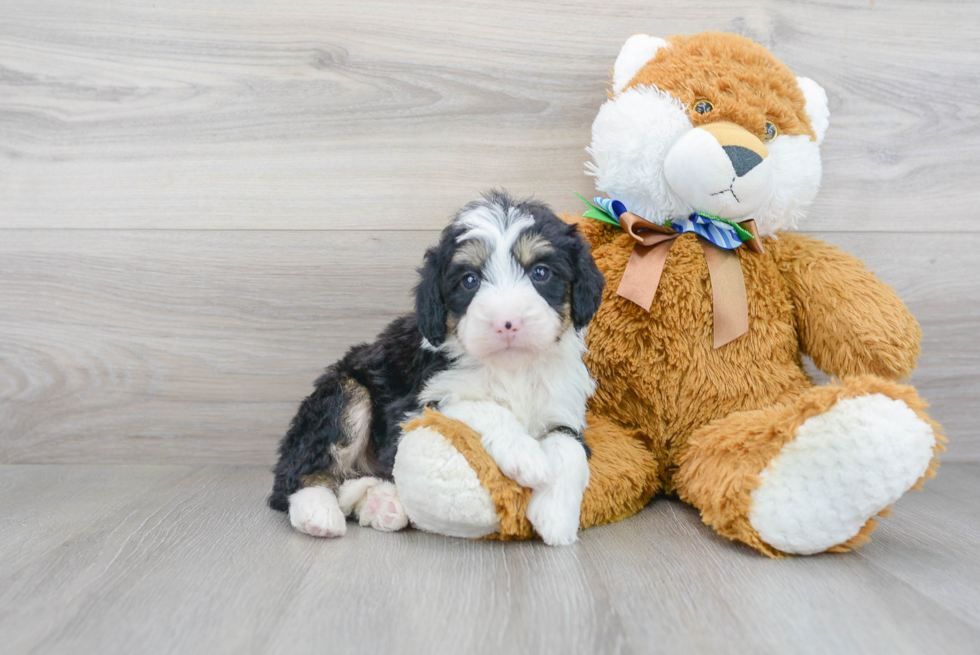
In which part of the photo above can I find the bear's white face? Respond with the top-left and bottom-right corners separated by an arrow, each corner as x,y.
662,121 -> 775,219
586,36 -> 829,237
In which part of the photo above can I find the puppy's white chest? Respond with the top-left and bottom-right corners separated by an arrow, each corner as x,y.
488,360 -> 589,434
420,330 -> 595,437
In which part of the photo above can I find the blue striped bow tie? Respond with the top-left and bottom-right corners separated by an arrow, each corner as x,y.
586,196 -> 754,250
577,193 -> 765,348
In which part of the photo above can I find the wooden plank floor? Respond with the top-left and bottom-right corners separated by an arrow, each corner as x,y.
3,462 -> 979,655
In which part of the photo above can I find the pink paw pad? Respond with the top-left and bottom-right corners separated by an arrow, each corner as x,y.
363,483 -> 408,532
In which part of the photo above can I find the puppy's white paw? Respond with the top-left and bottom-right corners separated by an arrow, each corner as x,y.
525,433 -> 589,546
360,482 -> 409,532
289,486 -> 346,538
526,486 -> 581,546
338,477 -> 409,533
495,439 -> 554,490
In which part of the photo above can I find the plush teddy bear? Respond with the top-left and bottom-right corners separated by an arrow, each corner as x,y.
392,31 -> 943,556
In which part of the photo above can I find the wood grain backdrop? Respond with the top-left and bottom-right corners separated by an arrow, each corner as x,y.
2,0 -> 978,463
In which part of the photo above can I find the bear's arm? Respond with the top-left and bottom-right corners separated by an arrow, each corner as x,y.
767,232 -> 921,380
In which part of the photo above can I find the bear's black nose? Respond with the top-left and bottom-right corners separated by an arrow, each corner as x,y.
723,145 -> 763,177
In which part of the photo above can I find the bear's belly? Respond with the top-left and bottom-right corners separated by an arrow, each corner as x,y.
585,234 -> 810,456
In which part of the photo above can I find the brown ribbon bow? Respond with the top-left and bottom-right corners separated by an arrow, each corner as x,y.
614,212 -> 764,349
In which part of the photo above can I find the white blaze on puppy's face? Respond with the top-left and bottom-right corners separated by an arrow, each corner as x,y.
452,203 -> 564,369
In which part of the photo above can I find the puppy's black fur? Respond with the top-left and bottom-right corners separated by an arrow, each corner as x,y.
268,191 -> 604,513
268,315 -> 450,511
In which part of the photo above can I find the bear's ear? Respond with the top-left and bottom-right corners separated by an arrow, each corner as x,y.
613,34 -> 669,94
797,76 -> 830,145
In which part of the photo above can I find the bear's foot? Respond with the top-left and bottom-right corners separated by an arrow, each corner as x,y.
748,393 -> 935,554
676,377 -> 943,557
393,424 -> 499,538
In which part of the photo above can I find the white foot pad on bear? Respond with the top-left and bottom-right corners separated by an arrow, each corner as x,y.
393,426 -> 499,538
749,393 -> 935,555
338,477 -> 409,533
289,486 -> 347,538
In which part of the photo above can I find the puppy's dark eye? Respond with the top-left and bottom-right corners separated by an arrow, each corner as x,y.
694,100 -> 713,115
530,265 -> 551,283
764,121 -> 778,141
460,273 -> 480,291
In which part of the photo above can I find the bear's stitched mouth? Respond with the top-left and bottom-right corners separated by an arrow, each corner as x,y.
710,177 -> 740,203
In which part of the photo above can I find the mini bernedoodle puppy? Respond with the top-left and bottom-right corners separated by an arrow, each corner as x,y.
268,191 -> 605,545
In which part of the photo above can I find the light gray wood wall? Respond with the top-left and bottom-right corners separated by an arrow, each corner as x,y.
2,0 -> 977,463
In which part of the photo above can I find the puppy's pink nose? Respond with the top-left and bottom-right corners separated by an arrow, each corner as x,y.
493,318 -> 521,334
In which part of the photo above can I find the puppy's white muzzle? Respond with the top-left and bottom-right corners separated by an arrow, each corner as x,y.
664,121 -> 774,220
457,282 -> 562,368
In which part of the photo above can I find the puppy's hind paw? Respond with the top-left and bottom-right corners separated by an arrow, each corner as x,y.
338,478 -> 409,533
289,486 -> 347,538
360,482 -> 409,532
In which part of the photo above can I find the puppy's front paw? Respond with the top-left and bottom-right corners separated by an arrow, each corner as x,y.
289,486 -> 347,538
526,486 -> 581,546
496,439 -> 554,489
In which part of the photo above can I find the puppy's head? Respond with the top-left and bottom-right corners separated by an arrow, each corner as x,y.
415,191 -> 605,369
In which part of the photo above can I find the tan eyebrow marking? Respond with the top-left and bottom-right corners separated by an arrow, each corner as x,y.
451,239 -> 492,268
512,232 -> 555,267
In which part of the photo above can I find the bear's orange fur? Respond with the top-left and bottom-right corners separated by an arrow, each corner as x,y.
624,32 -> 816,141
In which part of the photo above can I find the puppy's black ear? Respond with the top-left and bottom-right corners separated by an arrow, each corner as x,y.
414,243 -> 449,346
570,229 -> 605,330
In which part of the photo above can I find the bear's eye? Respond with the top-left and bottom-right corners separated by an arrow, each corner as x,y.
764,122 -> 778,141
694,100 -> 714,115
460,273 -> 480,291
